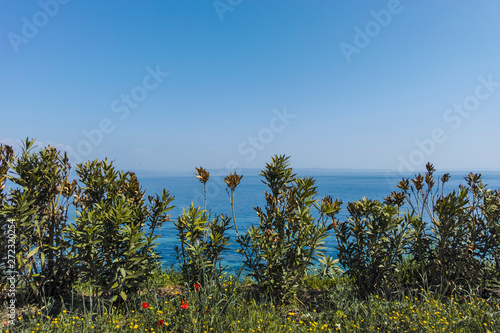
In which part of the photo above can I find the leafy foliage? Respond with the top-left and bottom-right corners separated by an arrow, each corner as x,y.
173,204 -> 232,286
335,162 -> 500,295
394,164 -> 500,291
1,139 -> 77,301
68,159 -> 174,302
238,155 -> 341,301
334,197 -> 410,295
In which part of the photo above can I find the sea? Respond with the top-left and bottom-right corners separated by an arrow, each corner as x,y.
4,169 -> 500,272
137,170 -> 500,271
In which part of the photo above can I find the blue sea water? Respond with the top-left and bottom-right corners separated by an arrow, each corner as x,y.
138,171 -> 500,271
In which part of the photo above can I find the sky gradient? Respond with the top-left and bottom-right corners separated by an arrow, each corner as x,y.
1,1 -> 499,175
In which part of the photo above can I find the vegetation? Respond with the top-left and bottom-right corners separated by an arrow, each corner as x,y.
1,139 -> 174,305
1,140 -> 77,302
173,204 -> 232,286
1,140 -> 499,332
3,266 -> 500,332
237,155 -> 342,301
69,158 -> 174,302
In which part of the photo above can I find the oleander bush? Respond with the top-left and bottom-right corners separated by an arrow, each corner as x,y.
172,165 -> 233,287
394,163 -> 500,292
173,203 -> 232,287
333,197 -> 411,295
0,140 -> 174,304
1,139 -> 77,302
237,155 -> 342,301
336,162 -> 500,296
68,158 -> 174,302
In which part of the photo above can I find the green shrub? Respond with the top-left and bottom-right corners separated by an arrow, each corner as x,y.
237,155 -> 341,301
393,163 -> 500,292
334,197 -> 410,295
68,158 -> 174,302
1,139 -> 77,301
465,173 -> 500,287
173,204 -> 232,286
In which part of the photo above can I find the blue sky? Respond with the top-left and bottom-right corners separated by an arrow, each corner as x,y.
1,1 -> 499,174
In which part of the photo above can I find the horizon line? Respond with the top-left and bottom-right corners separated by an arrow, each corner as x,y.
131,167 -> 500,177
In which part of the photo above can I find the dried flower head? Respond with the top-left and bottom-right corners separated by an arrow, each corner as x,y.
225,172 -> 243,191
397,178 -> 410,191
412,174 -> 424,191
425,162 -> 435,173
441,173 -> 450,183
384,191 -> 405,207
195,167 -> 210,184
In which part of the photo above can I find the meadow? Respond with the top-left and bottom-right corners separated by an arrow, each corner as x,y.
8,265 -> 500,332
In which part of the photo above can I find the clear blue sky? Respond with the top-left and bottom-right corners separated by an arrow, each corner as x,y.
1,1 -> 499,174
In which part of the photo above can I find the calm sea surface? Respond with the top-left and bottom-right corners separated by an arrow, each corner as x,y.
137,171 -> 500,270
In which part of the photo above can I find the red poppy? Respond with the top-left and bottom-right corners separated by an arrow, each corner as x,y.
142,302 -> 149,309
194,282 -> 202,291
158,319 -> 164,327
204,309 -> 209,314
181,300 -> 189,309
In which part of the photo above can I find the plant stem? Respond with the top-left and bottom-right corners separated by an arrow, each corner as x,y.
231,189 -> 240,238
204,182 -> 207,211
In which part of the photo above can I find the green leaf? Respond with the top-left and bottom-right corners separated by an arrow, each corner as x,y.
27,247 -> 39,259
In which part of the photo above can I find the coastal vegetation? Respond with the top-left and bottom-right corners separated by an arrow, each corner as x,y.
1,139 -> 499,332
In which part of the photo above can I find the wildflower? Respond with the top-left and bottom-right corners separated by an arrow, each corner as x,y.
158,319 -> 164,327
142,302 -> 149,309
194,282 -> 202,292
181,300 -> 189,309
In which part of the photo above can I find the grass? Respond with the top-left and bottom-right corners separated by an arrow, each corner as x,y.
3,264 -> 500,333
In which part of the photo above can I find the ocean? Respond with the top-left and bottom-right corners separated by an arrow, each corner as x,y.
137,170 -> 500,271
